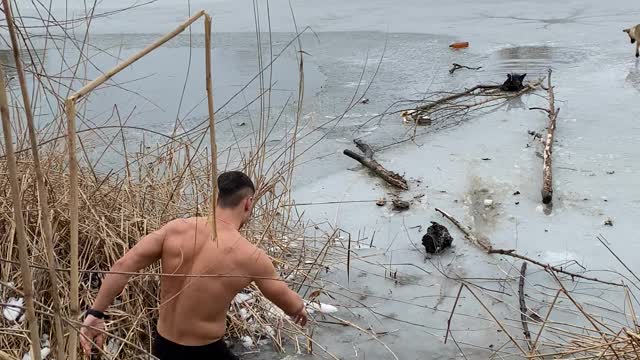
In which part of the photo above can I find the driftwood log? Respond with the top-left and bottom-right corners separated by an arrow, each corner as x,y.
531,69 -> 559,204
344,139 -> 408,190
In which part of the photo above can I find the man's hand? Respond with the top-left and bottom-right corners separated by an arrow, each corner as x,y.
291,307 -> 308,327
80,315 -> 105,355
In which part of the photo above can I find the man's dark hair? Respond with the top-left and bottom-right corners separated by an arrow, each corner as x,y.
217,171 -> 255,208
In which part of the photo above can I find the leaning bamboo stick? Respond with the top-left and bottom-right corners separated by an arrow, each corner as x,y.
0,61 -> 42,360
204,14 -> 218,240
0,350 -> 17,360
549,271 -> 622,358
66,98 -> 79,360
530,289 -> 562,356
1,1 -> 66,357
70,10 -> 206,101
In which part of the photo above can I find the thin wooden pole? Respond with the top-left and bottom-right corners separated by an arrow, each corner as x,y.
0,62 -> 42,360
70,10 -> 205,102
205,13 -> 218,240
66,98 -> 79,360
1,1 -> 66,357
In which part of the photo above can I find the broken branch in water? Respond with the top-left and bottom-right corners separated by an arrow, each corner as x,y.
530,69 -> 559,204
398,79 -> 544,131
418,79 -> 542,113
519,262 -> 533,351
449,63 -> 482,74
343,139 -> 408,190
434,208 -> 623,287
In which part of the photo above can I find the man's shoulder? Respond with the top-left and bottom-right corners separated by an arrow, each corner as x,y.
164,217 -> 201,232
235,237 -> 267,266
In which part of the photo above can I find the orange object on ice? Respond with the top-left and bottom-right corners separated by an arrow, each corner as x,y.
449,41 -> 469,49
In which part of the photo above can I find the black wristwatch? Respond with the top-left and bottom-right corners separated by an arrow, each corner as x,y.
85,308 -> 106,319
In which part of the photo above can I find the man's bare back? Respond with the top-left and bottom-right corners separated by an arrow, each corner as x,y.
159,217 -> 274,345
80,171 -> 307,359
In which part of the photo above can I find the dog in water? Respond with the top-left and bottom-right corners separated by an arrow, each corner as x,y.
500,73 -> 527,92
623,25 -> 640,58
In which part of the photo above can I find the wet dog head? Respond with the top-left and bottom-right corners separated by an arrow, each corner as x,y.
623,28 -> 636,44
501,73 -> 527,91
509,73 -> 527,84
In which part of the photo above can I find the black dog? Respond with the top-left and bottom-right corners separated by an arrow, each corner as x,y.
422,221 -> 453,254
500,73 -> 527,92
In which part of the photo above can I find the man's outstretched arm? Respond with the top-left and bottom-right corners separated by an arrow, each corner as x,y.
253,250 -> 307,326
80,223 -> 168,354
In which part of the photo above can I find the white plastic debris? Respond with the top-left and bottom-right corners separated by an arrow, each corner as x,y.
265,303 -> 285,318
3,297 -> 24,321
41,334 -> 50,348
483,199 -> 494,207
241,336 -> 254,349
305,301 -> 338,314
265,326 -> 275,337
22,347 -> 50,360
239,308 -> 250,320
233,293 -> 253,304
106,338 -> 121,354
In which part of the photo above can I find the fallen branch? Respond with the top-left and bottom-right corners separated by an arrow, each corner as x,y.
434,208 -> 623,287
417,84 -> 500,112
519,262 -> 533,351
344,139 -> 408,190
531,69 -> 559,204
487,249 -> 621,287
449,63 -> 482,75
416,79 -> 543,113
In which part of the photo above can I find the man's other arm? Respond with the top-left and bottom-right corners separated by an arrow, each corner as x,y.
253,250 -> 307,326
90,223 -> 168,311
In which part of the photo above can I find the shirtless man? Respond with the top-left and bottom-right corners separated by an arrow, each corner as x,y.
80,171 -> 308,359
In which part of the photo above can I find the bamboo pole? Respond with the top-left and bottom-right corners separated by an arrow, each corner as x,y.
66,98 -> 79,360
204,14 -> 218,240
0,61 -> 42,360
70,10 -> 206,101
1,1 -> 66,357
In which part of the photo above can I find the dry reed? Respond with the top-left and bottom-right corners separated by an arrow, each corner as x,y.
0,5 -> 345,359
